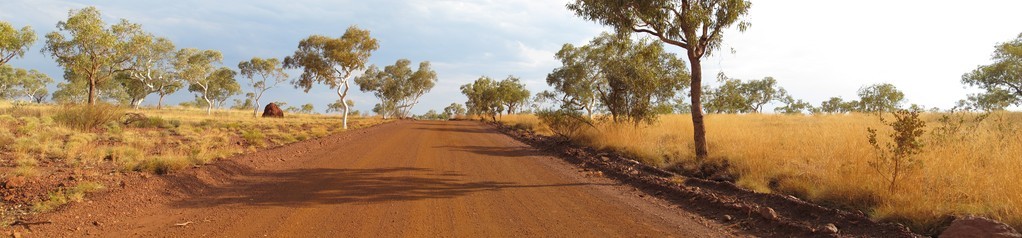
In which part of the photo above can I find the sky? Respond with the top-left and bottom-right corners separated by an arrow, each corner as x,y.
2,0 -> 1021,114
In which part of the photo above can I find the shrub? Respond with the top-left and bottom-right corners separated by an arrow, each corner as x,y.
52,104 -> 124,131
135,155 -> 189,175
867,109 -> 926,193
241,129 -> 266,147
536,110 -> 594,139
107,146 -> 145,172
32,181 -> 104,212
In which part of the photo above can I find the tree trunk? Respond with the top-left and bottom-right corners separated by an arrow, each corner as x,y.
688,55 -> 709,159
204,97 -> 213,115
157,94 -> 165,109
253,98 -> 261,118
88,80 -> 97,105
338,82 -> 349,130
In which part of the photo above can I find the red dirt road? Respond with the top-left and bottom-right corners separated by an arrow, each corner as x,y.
17,121 -> 737,237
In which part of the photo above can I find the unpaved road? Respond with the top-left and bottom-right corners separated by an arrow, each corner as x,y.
17,121 -> 737,237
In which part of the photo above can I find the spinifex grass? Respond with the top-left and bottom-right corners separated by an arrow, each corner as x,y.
499,112 -> 1022,232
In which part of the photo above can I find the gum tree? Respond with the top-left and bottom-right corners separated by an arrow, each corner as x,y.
568,0 -> 751,159
962,33 -> 1022,107
239,57 -> 288,117
284,26 -> 378,129
0,21 -> 36,67
122,32 -> 177,109
174,48 -> 226,115
43,7 -> 141,105
354,59 -> 438,118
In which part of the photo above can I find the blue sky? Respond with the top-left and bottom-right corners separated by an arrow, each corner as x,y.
2,0 -> 1022,114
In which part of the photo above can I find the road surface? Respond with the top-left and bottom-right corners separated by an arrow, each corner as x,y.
23,121 -> 733,237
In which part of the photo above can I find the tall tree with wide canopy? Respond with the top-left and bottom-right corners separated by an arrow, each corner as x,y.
568,0 -> 751,158
284,26 -> 378,129
460,76 -> 503,121
0,21 -> 36,67
43,7 -> 141,105
496,76 -> 530,115
354,59 -> 437,119
963,33 -> 1022,107
121,32 -> 177,109
174,48 -> 226,115
547,43 -> 600,119
857,83 -> 905,113
239,57 -> 288,117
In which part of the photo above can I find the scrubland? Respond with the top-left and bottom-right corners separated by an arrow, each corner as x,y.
0,101 -> 384,221
498,112 -> 1022,231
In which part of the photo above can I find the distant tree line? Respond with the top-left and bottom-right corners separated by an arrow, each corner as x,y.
0,7 -> 438,129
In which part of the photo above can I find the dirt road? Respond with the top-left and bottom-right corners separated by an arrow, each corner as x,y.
18,121 -> 736,237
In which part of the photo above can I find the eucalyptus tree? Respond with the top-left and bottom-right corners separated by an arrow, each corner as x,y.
589,33 -> 688,125
704,75 -> 789,114
188,67 -> 240,111
1,21 -> 36,67
174,48 -> 227,115
774,96 -> 813,114
17,69 -> 53,103
962,33 -> 1022,107
284,26 -> 378,129
354,59 -> 437,118
496,76 -> 530,115
857,83 -> 905,113
460,76 -> 502,121
443,103 -> 466,118
327,99 -> 355,113
121,32 -> 177,109
568,0 -> 751,158
239,57 -> 288,117
43,7 -> 141,105
818,97 -> 855,114
547,43 -> 600,119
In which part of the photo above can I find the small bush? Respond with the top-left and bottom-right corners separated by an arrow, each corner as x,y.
536,110 -> 594,139
135,155 -> 190,175
107,146 -> 145,172
867,109 -> 926,193
241,129 -> 266,147
0,130 -> 14,150
32,181 -> 104,212
12,165 -> 39,177
310,126 -> 329,138
52,104 -> 124,131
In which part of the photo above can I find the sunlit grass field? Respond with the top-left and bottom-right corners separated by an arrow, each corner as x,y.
498,112 -> 1022,232
0,101 -> 386,215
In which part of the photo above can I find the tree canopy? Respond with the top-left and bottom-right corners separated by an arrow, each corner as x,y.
354,59 -> 437,119
284,25 -> 378,129
567,0 -> 752,158
43,7 -> 143,105
962,33 -> 1022,109
0,21 -> 36,67
239,57 -> 288,117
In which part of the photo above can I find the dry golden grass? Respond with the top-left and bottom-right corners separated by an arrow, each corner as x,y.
499,112 -> 1022,231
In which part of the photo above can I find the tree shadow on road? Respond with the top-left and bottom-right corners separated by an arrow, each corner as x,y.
435,145 -> 545,158
171,167 -> 605,209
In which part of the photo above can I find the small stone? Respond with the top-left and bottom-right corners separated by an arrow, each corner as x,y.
93,221 -> 102,226
759,207 -> 778,220
823,223 -> 839,234
940,216 -> 1021,238
723,215 -> 733,221
11,231 -> 22,238
3,176 -> 26,188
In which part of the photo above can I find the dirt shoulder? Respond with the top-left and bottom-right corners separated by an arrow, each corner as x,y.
491,121 -> 921,237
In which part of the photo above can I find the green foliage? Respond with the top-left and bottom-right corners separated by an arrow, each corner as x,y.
32,181 -> 104,212
43,7 -> 144,105
705,75 -> 791,114
175,48 -> 234,114
536,109 -> 594,139
326,99 -> 355,114
417,109 -> 447,120
568,0 -> 752,159
0,20 -> 37,66
818,97 -> 857,114
547,43 -> 600,117
443,103 -> 466,118
284,25 -> 378,129
0,65 -> 52,102
354,59 -> 438,118
956,88 -> 1014,112
122,32 -> 177,109
238,57 -> 287,117
857,83 -> 905,113
460,76 -> 504,121
242,129 -> 266,147
590,33 -> 688,125
52,104 -> 124,131
496,76 -> 530,115
867,108 -> 926,193
962,33 -> 1022,107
